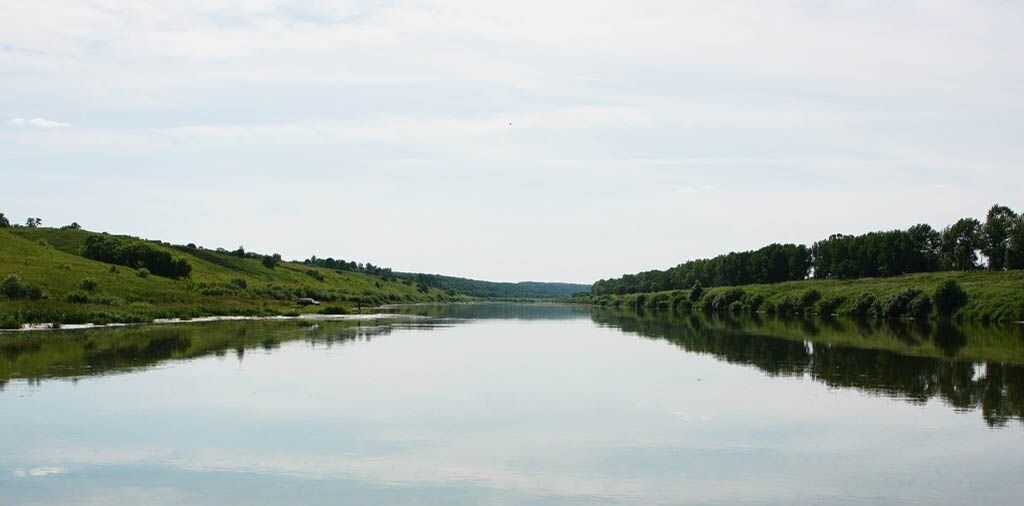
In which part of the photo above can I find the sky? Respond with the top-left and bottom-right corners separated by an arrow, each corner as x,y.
2,0 -> 1022,284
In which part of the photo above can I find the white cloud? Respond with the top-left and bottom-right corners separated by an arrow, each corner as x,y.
12,466 -> 65,478
9,117 -> 70,128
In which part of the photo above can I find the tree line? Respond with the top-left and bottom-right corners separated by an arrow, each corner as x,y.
592,204 -> 1024,295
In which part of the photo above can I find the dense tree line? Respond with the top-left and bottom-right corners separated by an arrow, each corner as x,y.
304,256 -> 396,279
593,204 -> 1024,295
82,234 -> 193,279
593,243 -> 811,295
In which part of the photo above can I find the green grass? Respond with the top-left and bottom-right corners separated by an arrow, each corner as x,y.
0,227 -> 462,326
574,270 -> 1024,322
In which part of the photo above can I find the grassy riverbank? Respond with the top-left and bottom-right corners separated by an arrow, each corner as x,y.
0,227 -> 462,328
573,270 -> 1024,323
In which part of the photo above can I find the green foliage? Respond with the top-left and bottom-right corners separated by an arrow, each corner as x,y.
933,280 -> 968,317
1,274 -> 45,300
305,268 -> 325,282
982,204 -> 1016,270
594,243 -> 809,295
229,278 -> 247,289
261,255 -> 278,269
0,212 -> 10,227
64,290 -> 90,303
82,234 -> 192,279
877,288 -> 923,319
78,277 -> 98,292
689,282 -> 704,301
1006,214 -> 1024,270
710,288 -> 746,312
816,295 -> 845,316
907,293 -> 933,319
136,268 -> 150,278
848,293 -> 877,317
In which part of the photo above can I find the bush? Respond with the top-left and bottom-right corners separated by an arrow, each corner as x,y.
64,291 -> 91,303
800,289 -> 822,310
774,296 -> 799,315
907,293 -> 933,319
816,295 -> 845,316
229,278 -> 248,289
878,288 -> 923,319
136,268 -> 150,278
934,280 -> 968,317
711,288 -> 745,312
261,255 -> 278,269
0,313 -> 24,329
305,269 -> 325,282
78,277 -> 98,292
689,282 -> 704,302
850,293 -> 878,317
0,274 -> 45,300
649,293 -> 671,309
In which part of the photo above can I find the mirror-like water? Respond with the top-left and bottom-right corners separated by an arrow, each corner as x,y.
2,304 -> 1023,505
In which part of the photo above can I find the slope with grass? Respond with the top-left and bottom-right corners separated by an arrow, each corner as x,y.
573,270 -> 1024,323
0,227 -> 462,327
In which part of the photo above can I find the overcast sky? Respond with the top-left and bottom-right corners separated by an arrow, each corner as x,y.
2,1 -> 1022,283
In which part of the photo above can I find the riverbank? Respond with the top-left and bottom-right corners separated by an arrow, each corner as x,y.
572,270 -> 1024,323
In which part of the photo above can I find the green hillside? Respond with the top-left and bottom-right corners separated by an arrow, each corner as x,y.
0,227 -> 460,327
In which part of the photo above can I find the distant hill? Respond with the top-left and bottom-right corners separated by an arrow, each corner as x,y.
394,273 -> 589,299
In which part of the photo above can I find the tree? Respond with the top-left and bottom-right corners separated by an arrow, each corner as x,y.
0,213 -> 9,227
940,218 -> 982,270
982,204 -> 1017,270
1006,213 -> 1024,270
261,255 -> 278,269
25,217 -> 41,228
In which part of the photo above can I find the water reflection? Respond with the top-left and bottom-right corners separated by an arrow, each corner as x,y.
2,305 -> 1024,427
0,318 -> 425,383
590,308 -> 1024,427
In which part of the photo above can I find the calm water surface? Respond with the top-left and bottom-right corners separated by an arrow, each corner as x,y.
2,303 -> 1023,505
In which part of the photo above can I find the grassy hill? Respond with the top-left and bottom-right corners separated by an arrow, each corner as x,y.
573,270 -> 1024,323
0,227 -> 466,327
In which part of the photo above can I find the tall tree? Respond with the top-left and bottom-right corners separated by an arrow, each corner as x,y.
982,204 -> 1017,270
0,213 -> 9,227
940,218 -> 982,271
1006,213 -> 1024,270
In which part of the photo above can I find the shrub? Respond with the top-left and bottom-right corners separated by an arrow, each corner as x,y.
816,295 -> 845,316
934,279 -> 968,317
78,277 -> 98,292
800,289 -> 822,309
136,268 -> 150,278
229,278 -> 248,289
649,293 -> 671,309
0,313 -> 24,329
878,288 -> 923,319
907,293 -> 933,319
305,269 -> 325,282
261,255 -> 278,269
774,296 -> 798,315
64,291 -> 91,303
744,294 -> 766,312
711,288 -> 745,312
850,293 -> 878,317
689,282 -> 704,302
1,274 -> 44,300
674,299 -> 693,313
